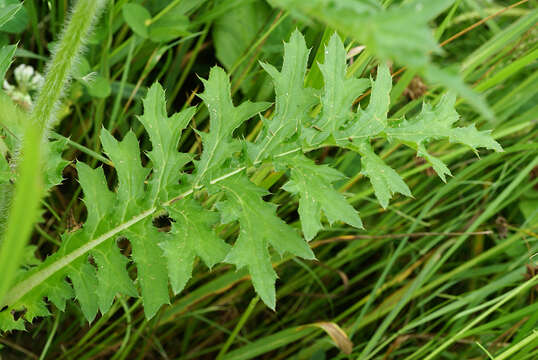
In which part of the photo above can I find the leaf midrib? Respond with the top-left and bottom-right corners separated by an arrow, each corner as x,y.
1,145 -> 305,307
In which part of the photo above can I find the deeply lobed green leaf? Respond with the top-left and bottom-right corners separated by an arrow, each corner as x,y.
0,30 -> 501,331
218,174 -> 315,309
278,154 -> 363,241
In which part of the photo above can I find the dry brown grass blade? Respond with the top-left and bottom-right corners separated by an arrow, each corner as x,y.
309,321 -> 354,355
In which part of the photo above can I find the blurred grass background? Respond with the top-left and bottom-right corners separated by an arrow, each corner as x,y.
0,0 -> 537,359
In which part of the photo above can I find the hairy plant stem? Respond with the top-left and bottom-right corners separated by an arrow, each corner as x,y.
31,0 -> 105,135
0,0 -> 105,305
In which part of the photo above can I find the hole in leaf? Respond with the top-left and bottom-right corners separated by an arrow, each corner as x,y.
11,307 -> 27,321
88,255 -> 96,267
152,214 -> 174,233
117,236 -> 131,257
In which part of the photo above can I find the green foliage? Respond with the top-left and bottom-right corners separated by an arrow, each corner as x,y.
195,67 -> 270,185
212,0 -> 289,98
356,143 -> 410,211
0,30 -> 501,331
0,0 -> 105,333
218,175 -> 315,309
252,30 -> 316,162
0,94 -> 68,190
162,199 -> 230,295
138,85 -> 195,203
270,0 -> 452,68
0,124 -> 43,332
148,8 -> 190,42
279,154 -> 363,241
0,0 -> 27,33
122,3 -> 190,42
212,1 -> 272,71
0,45 -> 16,81
385,92 -> 503,180
122,4 -> 151,38
306,34 -> 370,144
271,0 -> 495,120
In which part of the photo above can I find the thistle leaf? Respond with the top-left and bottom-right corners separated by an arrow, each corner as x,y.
195,67 -> 270,185
385,93 -> 502,181
0,30 -> 502,331
279,154 -> 363,240
343,62 -> 392,141
76,163 -> 137,314
100,129 -> 148,206
355,141 -> 411,208
307,33 -> 369,145
218,174 -> 315,309
44,139 -> 69,189
138,83 -> 194,203
160,199 -> 231,295
125,221 -> 170,319
253,29 -> 316,161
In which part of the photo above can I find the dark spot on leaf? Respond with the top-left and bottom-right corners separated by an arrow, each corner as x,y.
88,255 -> 96,267
153,214 -> 174,233
11,307 -> 27,321
117,236 -> 131,257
